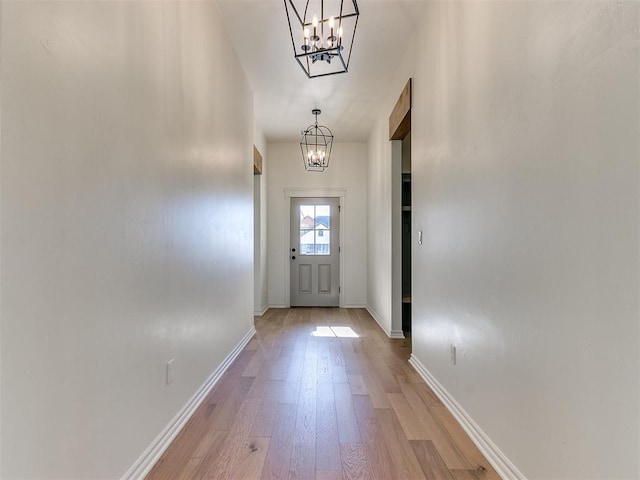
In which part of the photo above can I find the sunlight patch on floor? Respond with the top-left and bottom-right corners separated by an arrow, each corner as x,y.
311,326 -> 359,338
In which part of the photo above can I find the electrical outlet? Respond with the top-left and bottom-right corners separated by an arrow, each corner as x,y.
167,359 -> 175,385
450,345 -> 457,365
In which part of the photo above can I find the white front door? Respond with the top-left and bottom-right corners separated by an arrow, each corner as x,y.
290,197 -> 340,307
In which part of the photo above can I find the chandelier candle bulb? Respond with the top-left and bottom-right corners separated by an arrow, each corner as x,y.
327,15 -> 335,47
303,27 -> 310,50
312,14 -> 319,43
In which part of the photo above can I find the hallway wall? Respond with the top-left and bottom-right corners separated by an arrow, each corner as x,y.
368,1 -> 639,478
266,142 -> 367,308
1,2 -> 254,478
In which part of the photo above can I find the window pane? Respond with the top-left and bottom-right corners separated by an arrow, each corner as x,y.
316,244 -> 330,254
300,205 -> 315,230
300,230 -> 314,255
315,230 -> 330,255
315,205 -> 330,229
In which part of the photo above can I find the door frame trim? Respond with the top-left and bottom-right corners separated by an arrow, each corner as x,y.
284,188 -> 346,308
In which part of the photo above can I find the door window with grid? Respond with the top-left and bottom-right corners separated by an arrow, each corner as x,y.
299,205 -> 331,255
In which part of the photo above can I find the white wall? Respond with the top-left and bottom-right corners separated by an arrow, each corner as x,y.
0,2 -> 3,474
366,117 -> 393,332
254,124 -> 268,315
1,2 -> 254,478
368,1 -> 639,478
267,142 -> 367,308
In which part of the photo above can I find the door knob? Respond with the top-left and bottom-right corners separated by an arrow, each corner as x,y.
291,255 -> 296,260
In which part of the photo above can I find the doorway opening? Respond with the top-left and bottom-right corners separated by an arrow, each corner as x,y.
401,133 -> 412,335
253,145 -> 265,316
389,78 -> 412,339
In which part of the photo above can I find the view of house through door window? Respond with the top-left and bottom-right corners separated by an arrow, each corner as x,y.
290,197 -> 340,307
299,204 -> 331,255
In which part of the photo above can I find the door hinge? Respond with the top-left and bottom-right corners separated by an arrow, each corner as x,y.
339,246 -> 341,253
339,287 -> 341,293
338,205 -> 341,212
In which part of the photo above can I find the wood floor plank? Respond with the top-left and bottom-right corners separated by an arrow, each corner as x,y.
251,399 -> 279,437
285,350 -> 306,384
316,470 -> 344,480
397,377 -> 474,470
363,349 -> 401,393
332,364 -> 349,384
451,470 -> 481,480
145,408 -> 213,479
302,337 -> 319,381
340,443 -> 374,480
376,408 -> 427,480
355,353 -> 390,408
260,403 -> 297,480
334,382 -> 362,443
348,374 -> 368,395
351,395 -> 396,480
246,360 -> 275,399
206,366 -> 246,405
432,405 -> 500,477
341,339 -> 360,374
398,374 -> 441,406
388,392 -> 430,440
203,397 -> 263,480
386,358 -> 424,384
330,338 -> 345,367
289,443 -> 316,480
264,379 -> 301,404
177,430 -> 228,480
209,376 -> 254,431
242,350 -> 265,377
245,337 -> 259,351
316,381 -> 341,471
227,436 -> 271,480
410,440 -> 455,480
262,346 -> 283,361
269,352 -> 292,380
451,467 -> 499,480
294,379 -> 317,444
317,343 -> 333,382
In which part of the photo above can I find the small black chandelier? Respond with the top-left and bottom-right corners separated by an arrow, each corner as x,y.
301,109 -> 333,172
284,0 -> 359,78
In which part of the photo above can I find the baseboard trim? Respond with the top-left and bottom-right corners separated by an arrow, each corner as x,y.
408,354 -> 526,480
389,329 -> 405,339
365,305 -> 393,338
121,326 -> 257,480
253,304 -> 269,316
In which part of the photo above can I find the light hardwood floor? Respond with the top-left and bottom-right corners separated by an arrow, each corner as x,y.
146,308 -> 500,480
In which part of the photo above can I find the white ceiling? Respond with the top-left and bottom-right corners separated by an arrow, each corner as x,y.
216,0 -> 427,142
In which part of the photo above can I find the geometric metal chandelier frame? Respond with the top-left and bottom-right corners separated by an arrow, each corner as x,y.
284,0 -> 359,78
300,109 -> 334,172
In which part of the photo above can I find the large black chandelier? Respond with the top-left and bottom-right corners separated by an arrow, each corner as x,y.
301,109 -> 333,172
284,0 -> 359,78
